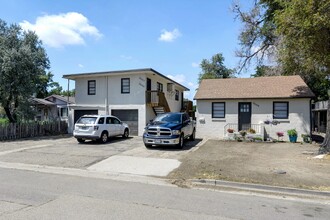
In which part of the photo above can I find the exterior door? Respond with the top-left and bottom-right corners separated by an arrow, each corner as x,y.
146,78 -> 151,91
238,102 -> 251,131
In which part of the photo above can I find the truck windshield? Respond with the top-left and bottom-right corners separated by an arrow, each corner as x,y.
76,117 -> 97,124
153,113 -> 181,124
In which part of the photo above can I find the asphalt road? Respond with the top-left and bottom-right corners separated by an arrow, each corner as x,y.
0,167 -> 329,220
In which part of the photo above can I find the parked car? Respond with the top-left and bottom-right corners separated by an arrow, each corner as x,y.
73,115 -> 129,143
143,112 -> 196,148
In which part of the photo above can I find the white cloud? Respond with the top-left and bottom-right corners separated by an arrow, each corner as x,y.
158,28 -> 181,42
191,62 -> 199,68
20,12 -> 102,48
78,64 -> 84,68
167,74 -> 186,84
120,55 -> 133,60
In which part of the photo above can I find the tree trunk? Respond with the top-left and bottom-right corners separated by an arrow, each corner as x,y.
4,106 -> 16,123
319,99 -> 330,153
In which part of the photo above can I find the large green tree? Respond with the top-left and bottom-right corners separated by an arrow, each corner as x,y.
0,19 -> 50,122
234,0 -> 330,152
274,0 -> 330,152
198,53 -> 233,83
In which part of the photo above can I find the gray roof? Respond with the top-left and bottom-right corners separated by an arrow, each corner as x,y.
63,68 -> 189,91
31,98 -> 55,106
45,95 -> 75,104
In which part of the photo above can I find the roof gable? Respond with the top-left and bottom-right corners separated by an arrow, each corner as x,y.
194,75 -> 315,100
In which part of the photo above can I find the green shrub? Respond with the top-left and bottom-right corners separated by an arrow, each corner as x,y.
287,129 -> 298,137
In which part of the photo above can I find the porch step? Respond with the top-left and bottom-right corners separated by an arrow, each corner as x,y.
153,106 -> 165,115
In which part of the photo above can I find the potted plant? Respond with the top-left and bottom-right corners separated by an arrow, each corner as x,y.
227,128 -> 234,133
276,132 -> 284,141
287,129 -> 298,143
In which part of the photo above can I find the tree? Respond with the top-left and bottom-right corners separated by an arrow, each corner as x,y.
233,0 -> 282,73
36,72 -> 62,98
274,0 -> 330,152
0,19 -> 50,122
198,53 -> 233,83
234,0 -> 330,152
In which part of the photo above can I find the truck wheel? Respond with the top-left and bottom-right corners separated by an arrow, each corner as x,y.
190,129 -> 196,141
99,131 -> 108,143
77,138 -> 85,143
176,134 -> 184,149
144,143 -> 152,148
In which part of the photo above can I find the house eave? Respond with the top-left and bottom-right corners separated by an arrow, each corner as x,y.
194,96 -> 314,100
63,68 -> 189,91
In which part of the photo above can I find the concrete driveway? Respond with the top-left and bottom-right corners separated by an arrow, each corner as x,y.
0,135 -> 201,177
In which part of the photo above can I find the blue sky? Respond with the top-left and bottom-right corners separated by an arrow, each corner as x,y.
0,0 -> 253,100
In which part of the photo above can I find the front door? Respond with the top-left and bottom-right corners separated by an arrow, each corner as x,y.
238,102 -> 251,131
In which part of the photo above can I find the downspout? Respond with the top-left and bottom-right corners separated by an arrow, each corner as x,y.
67,79 -> 70,133
310,99 -> 312,136
105,76 -> 109,114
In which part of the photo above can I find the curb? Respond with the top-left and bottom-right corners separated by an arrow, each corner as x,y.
191,179 -> 330,198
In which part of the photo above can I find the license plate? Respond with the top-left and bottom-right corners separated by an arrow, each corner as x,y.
155,139 -> 162,144
80,126 -> 88,130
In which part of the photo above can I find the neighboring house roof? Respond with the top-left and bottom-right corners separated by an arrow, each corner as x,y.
45,95 -> 75,104
194,75 -> 315,100
62,68 -> 189,91
31,98 -> 55,106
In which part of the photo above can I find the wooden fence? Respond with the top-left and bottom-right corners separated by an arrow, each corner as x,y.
0,121 -> 68,141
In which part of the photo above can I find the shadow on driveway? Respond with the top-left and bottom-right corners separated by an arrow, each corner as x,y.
145,139 -> 203,151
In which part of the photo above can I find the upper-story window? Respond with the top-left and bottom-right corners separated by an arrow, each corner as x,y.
88,80 -> 96,95
121,78 -> 130,94
273,102 -> 289,119
175,90 -> 179,101
157,82 -> 163,92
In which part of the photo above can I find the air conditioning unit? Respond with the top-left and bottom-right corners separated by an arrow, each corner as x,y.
167,83 -> 175,92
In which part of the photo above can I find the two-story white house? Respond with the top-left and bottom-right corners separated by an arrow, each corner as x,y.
63,68 -> 189,135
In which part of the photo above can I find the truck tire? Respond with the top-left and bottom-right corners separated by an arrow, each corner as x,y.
144,143 -> 152,148
77,138 -> 85,143
175,134 -> 184,149
189,129 -> 196,141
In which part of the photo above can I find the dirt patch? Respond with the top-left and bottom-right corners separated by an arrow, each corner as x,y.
167,140 -> 330,190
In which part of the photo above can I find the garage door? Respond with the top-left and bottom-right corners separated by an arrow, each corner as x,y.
111,109 -> 138,136
74,110 -> 98,124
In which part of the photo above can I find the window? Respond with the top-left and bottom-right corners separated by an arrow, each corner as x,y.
273,102 -> 289,119
88,80 -> 96,95
111,118 -> 121,124
121,78 -> 130,94
175,90 -> 179,101
98,117 -> 105,124
157,82 -> 163,92
212,102 -> 225,118
60,108 -> 68,117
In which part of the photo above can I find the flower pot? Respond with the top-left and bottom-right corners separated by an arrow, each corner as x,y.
289,135 -> 297,143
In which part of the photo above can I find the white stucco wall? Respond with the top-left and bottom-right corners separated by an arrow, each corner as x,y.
68,72 -> 186,135
196,98 -> 311,141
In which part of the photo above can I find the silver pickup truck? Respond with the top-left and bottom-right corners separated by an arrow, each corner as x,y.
143,112 -> 196,149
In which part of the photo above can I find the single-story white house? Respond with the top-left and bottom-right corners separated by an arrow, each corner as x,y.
63,68 -> 189,135
194,75 -> 315,141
